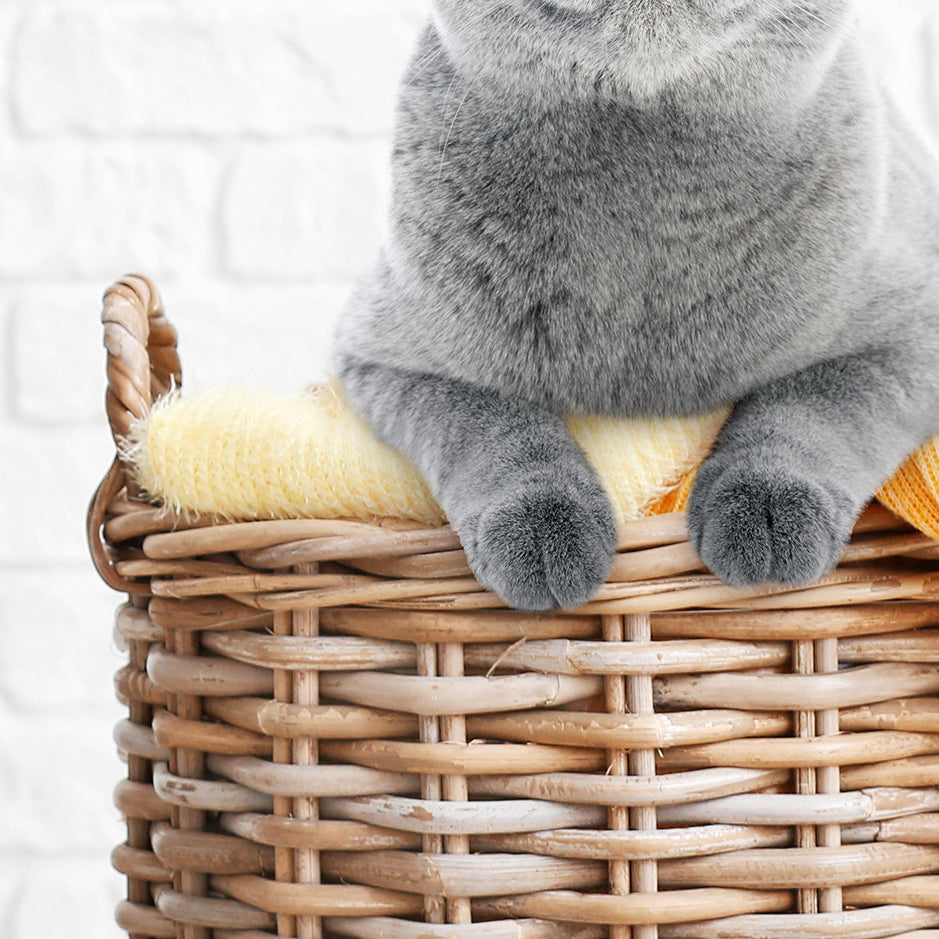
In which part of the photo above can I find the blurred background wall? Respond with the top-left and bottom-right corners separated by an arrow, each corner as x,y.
1,1 -> 937,935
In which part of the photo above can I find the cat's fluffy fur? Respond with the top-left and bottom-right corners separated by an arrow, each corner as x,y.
334,0 -> 939,610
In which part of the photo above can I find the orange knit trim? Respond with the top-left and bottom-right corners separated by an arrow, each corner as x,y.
877,440 -> 939,542
645,469 -> 695,515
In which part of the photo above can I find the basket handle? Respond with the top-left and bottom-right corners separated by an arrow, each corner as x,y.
102,274 -> 182,445
89,275 -> 181,593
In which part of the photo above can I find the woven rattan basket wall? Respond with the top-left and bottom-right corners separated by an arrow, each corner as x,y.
88,274 -> 939,939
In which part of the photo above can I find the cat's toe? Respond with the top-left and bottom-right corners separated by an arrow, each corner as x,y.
466,485 -> 616,611
688,460 -> 853,588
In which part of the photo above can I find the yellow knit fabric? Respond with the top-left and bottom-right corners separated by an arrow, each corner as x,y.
127,384 -> 939,536
128,384 -> 729,525
878,442 -> 939,541
130,386 -> 445,525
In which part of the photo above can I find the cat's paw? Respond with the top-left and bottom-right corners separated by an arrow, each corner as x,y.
462,482 -> 616,611
688,457 -> 854,588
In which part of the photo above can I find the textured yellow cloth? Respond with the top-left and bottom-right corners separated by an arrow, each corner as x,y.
127,384 -> 939,536
878,443 -> 939,541
127,385 -> 729,525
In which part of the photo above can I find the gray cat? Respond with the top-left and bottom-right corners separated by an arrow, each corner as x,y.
333,0 -> 939,611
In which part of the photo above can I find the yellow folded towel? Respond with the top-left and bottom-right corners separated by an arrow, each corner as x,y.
125,383 -> 939,539
126,384 -> 729,526
878,444 -> 939,541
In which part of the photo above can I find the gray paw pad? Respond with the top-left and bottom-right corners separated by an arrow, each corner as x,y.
466,487 -> 616,611
689,462 -> 852,588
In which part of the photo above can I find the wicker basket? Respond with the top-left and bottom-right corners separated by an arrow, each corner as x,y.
88,274 -> 939,939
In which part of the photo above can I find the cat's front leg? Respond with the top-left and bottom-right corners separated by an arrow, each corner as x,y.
688,345 -> 939,587
337,358 -> 617,611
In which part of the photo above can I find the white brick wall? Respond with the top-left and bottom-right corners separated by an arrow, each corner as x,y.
0,2 -> 937,936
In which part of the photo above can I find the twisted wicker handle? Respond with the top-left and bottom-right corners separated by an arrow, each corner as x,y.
89,275 -> 181,593
102,274 -> 181,445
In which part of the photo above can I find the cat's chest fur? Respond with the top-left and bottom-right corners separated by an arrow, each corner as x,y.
382,63 -> 879,415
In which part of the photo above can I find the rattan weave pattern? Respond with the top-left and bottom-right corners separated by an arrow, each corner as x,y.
89,275 -> 939,939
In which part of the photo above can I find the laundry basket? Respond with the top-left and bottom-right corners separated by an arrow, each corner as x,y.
88,274 -> 939,939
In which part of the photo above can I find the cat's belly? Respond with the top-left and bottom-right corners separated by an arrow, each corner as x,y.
346,263 -> 849,419
345,129 -> 874,414
445,295 -> 830,416
385,245 -> 853,416
339,226 -> 859,417
367,187 -> 862,416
